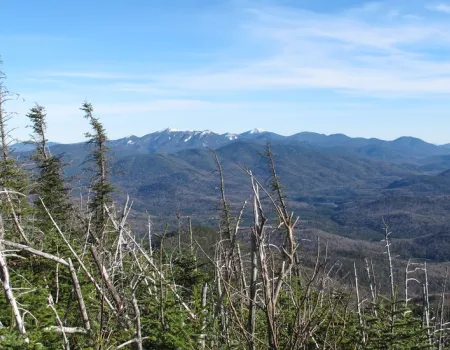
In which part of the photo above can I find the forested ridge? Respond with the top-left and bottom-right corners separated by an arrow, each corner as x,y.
1,62 -> 450,349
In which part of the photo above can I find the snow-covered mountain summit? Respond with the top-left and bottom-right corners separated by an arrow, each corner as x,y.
108,128 -> 276,154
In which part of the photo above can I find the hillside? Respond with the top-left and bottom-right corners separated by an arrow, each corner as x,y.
109,141 -> 415,219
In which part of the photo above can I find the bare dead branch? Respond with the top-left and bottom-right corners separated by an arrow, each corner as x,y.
5,189 -> 30,244
90,245 -> 125,313
0,240 -> 69,266
47,294 -> 70,350
68,258 -> 91,331
40,197 -> 116,313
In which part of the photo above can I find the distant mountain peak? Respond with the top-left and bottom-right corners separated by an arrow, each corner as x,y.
224,133 -> 239,141
160,127 -> 181,133
393,136 -> 424,143
196,130 -> 213,137
158,128 -> 217,136
249,128 -> 265,134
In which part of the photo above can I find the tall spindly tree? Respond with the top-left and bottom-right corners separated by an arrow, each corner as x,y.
81,102 -> 114,238
0,58 -> 30,244
27,104 -> 71,231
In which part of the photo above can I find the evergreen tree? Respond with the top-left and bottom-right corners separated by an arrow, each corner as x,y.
27,104 -> 49,160
0,59 -> 30,242
0,63 -> 28,192
26,104 -> 71,232
81,102 -> 114,238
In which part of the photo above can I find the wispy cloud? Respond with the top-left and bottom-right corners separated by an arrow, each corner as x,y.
123,3 -> 448,97
43,71 -> 141,79
35,1 -> 450,98
426,3 -> 450,13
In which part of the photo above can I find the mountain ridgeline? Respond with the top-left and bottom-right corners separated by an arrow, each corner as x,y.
26,128 -> 449,164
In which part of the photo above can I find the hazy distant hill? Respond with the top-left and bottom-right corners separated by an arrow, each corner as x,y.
386,170 -> 450,195
109,141 -> 417,231
11,141 -> 60,153
330,168 -> 450,251
416,154 -> 450,173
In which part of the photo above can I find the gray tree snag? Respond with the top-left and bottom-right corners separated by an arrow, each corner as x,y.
68,258 -> 91,331
0,248 -> 27,336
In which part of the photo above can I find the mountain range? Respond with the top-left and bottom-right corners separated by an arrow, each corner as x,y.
13,128 -> 450,263
16,128 -> 450,169
109,129 -> 450,165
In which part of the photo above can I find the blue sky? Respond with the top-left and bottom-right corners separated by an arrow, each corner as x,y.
2,0 -> 450,143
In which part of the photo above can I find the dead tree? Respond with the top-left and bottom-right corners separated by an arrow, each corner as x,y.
0,241 -> 27,336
